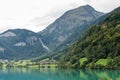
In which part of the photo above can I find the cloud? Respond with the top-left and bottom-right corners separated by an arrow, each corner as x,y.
84,0 -> 92,3
0,0 -> 119,33
84,0 -> 120,13
30,0 -> 87,31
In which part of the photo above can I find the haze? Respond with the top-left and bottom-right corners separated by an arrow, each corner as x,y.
0,0 -> 120,33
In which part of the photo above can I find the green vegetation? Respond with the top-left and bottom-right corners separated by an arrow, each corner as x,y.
79,58 -> 88,66
95,59 -> 109,66
59,6 -> 120,69
0,59 -> 58,68
0,6 -> 119,70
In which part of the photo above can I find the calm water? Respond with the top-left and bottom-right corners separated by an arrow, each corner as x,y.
0,68 -> 120,80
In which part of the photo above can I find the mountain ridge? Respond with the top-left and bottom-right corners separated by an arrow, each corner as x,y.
0,29 -> 49,59
0,5 -> 105,60
59,6 -> 120,69
40,5 -> 104,51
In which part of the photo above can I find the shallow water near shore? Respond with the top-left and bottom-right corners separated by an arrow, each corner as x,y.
0,68 -> 120,80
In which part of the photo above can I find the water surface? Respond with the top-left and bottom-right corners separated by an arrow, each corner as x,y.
0,68 -> 120,80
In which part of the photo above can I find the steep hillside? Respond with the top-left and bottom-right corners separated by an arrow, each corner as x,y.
40,5 -> 104,51
60,6 -> 120,69
0,29 -> 49,59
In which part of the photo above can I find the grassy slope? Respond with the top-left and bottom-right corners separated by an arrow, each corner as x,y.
95,59 -> 110,66
79,58 -> 88,66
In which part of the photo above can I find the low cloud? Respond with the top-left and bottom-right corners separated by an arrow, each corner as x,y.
0,0 -> 119,33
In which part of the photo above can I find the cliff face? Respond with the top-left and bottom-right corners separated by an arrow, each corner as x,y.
40,5 -> 104,51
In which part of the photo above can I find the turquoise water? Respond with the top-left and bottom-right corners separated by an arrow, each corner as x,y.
0,68 -> 120,80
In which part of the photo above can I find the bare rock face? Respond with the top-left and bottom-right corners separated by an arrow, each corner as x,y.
14,42 -> 26,47
40,5 -> 104,50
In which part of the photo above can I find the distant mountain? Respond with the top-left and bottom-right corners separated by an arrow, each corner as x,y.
39,5 -> 104,51
0,29 -> 49,59
0,5 -> 104,60
60,6 -> 120,69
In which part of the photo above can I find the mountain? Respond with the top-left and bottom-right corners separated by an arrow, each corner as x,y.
39,5 -> 104,51
0,5 -> 104,60
59,6 -> 120,69
0,29 -> 49,59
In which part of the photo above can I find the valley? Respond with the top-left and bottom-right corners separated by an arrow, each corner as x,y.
0,0 -> 120,80
0,5 -> 119,70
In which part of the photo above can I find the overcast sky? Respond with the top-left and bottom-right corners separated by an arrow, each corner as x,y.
0,0 -> 120,33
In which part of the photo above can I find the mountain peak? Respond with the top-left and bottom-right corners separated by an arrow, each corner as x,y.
80,5 -> 93,9
0,29 -> 38,38
61,6 -> 120,68
77,5 -> 96,12
9,29 -> 36,35
40,5 -> 104,50
0,29 -> 48,59
2,29 -> 31,33
0,30 -> 16,37
62,5 -> 104,17
7,29 -> 32,32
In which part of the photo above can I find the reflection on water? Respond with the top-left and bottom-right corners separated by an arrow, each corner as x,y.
0,68 -> 120,80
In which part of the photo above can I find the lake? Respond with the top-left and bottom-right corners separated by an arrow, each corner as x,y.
0,68 -> 120,80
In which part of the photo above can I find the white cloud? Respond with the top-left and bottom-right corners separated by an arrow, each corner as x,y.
0,0 -> 119,33
86,0 -> 120,13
